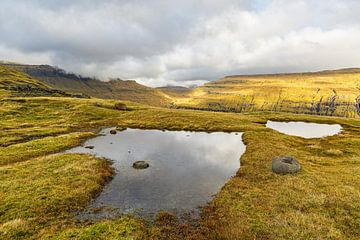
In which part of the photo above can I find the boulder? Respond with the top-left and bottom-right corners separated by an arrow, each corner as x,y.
272,156 -> 301,174
133,161 -> 149,169
85,146 -> 94,149
114,102 -> 127,110
110,129 -> 117,135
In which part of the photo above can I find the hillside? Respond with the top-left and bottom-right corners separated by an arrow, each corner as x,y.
172,69 -> 360,118
156,85 -> 192,97
0,65 -> 87,98
0,63 -> 169,106
3,62 -> 360,117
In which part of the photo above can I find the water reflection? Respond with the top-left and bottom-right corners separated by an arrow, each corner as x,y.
67,128 -> 245,218
266,120 -> 342,138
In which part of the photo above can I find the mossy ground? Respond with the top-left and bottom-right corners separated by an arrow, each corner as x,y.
0,94 -> 359,239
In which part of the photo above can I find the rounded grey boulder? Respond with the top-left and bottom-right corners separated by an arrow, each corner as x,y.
133,161 -> 149,169
272,156 -> 301,174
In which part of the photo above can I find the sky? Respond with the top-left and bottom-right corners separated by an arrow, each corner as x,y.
1,0 -> 360,87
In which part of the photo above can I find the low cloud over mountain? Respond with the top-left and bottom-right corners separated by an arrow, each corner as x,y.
1,0 -> 360,86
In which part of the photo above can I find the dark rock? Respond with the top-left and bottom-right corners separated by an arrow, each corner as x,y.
110,129 -> 117,134
85,146 -> 94,149
272,156 -> 301,174
114,102 -> 127,110
133,161 -> 149,169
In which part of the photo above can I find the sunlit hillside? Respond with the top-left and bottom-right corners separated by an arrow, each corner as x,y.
172,69 -> 360,118
0,66 -> 86,98
0,63 -> 170,106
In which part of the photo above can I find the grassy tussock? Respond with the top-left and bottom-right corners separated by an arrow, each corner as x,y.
0,154 -> 114,239
0,132 -> 94,165
50,217 -> 145,240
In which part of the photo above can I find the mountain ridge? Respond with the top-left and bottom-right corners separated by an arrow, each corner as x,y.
0,63 -> 169,106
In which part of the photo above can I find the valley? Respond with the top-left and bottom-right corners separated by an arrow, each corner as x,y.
0,64 -> 360,239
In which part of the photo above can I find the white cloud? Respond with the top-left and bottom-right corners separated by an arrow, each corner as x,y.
0,0 -> 360,86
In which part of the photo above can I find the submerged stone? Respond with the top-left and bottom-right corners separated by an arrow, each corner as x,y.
133,161 -> 149,169
272,156 -> 301,174
110,129 -> 117,135
85,146 -> 95,149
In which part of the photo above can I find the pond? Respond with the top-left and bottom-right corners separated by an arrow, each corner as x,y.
66,128 -> 245,218
266,120 -> 342,138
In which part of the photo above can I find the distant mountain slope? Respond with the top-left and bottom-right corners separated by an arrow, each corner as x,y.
0,65 -> 86,98
0,63 -> 169,106
224,68 -> 360,79
172,68 -> 360,118
156,85 -> 192,97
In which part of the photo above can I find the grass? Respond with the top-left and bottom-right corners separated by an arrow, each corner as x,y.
0,154 -> 114,240
51,217 -> 145,240
0,66 -> 360,239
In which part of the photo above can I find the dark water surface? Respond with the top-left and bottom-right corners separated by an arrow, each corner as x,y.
67,128 -> 245,218
266,121 -> 342,138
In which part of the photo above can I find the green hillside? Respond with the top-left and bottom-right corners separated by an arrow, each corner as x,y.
1,63 -> 170,106
172,69 -> 360,118
0,66 -> 86,98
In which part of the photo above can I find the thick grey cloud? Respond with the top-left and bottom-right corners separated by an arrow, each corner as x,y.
1,0 -> 360,86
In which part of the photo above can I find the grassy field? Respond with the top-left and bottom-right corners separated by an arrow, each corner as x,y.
171,69 -> 360,118
1,66 -> 360,239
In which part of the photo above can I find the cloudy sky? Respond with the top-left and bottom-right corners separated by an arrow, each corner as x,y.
1,0 -> 360,86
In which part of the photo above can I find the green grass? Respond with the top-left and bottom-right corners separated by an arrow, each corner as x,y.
0,132 -> 94,165
0,154 -> 114,240
50,217 -> 145,240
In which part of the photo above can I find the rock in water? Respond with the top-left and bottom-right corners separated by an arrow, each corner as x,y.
133,161 -> 149,169
85,146 -> 94,149
110,129 -> 117,134
272,156 -> 301,174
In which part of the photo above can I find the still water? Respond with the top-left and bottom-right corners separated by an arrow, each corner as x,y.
266,120 -> 342,138
67,128 -> 245,218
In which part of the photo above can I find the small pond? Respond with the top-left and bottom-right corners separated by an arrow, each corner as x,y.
266,120 -> 342,138
67,128 -> 245,218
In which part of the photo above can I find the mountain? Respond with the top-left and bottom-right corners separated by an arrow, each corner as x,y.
156,85 -> 192,97
0,65 -> 87,98
0,63 -> 169,106
171,68 -> 360,117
